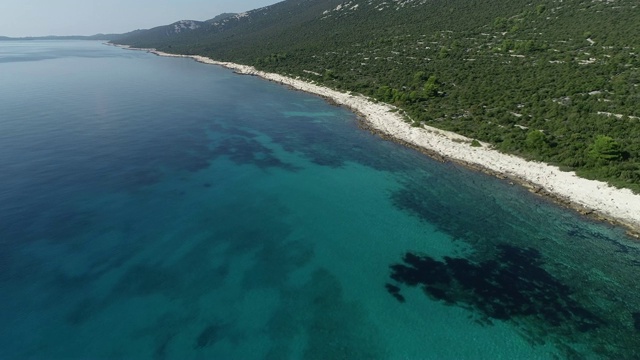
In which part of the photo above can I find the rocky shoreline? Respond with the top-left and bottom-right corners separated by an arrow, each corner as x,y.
112,44 -> 640,237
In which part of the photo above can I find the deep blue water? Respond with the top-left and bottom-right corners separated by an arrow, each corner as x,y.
1,40 -> 640,359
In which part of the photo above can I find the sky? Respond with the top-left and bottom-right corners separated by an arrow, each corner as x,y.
0,0 -> 281,37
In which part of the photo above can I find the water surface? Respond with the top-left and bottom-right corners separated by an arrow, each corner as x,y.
1,40 -> 639,359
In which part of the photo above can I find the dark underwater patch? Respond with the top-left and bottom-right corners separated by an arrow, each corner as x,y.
212,136 -> 299,171
388,244 -> 603,333
263,116 -> 416,172
242,238 -> 314,290
307,150 -> 345,168
633,312 -> 640,332
194,324 -> 221,349
566,224 -> 635,255
385,283 -> 405,303
114,265 -> 180,297
66,298 -> 99,325
154,333 -> 175,360
208,123 -> 258,139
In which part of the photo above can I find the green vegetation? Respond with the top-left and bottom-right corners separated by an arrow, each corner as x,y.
590,135 -> 623,163
113,0 -> 640,192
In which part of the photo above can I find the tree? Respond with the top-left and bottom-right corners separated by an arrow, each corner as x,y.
423,75 -> 440,97
525,130 -> 549,155
589,135 -> 622,162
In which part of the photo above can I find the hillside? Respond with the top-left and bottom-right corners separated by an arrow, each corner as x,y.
114,13 -> 237,46
113,0 -> 640,192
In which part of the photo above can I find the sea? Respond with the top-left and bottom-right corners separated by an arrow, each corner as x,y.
1,40 -> 639,359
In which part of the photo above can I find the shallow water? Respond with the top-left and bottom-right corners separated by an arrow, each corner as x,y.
1,40 -> 639,359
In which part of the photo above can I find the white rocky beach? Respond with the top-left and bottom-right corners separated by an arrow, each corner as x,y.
116,45 -> 640,235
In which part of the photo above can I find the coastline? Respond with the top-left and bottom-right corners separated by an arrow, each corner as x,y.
112,44 -> 640,237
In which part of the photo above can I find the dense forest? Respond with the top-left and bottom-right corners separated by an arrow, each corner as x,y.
113,0 -> 640,192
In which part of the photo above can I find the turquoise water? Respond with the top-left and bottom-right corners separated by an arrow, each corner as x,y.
1,40 -> 640,359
